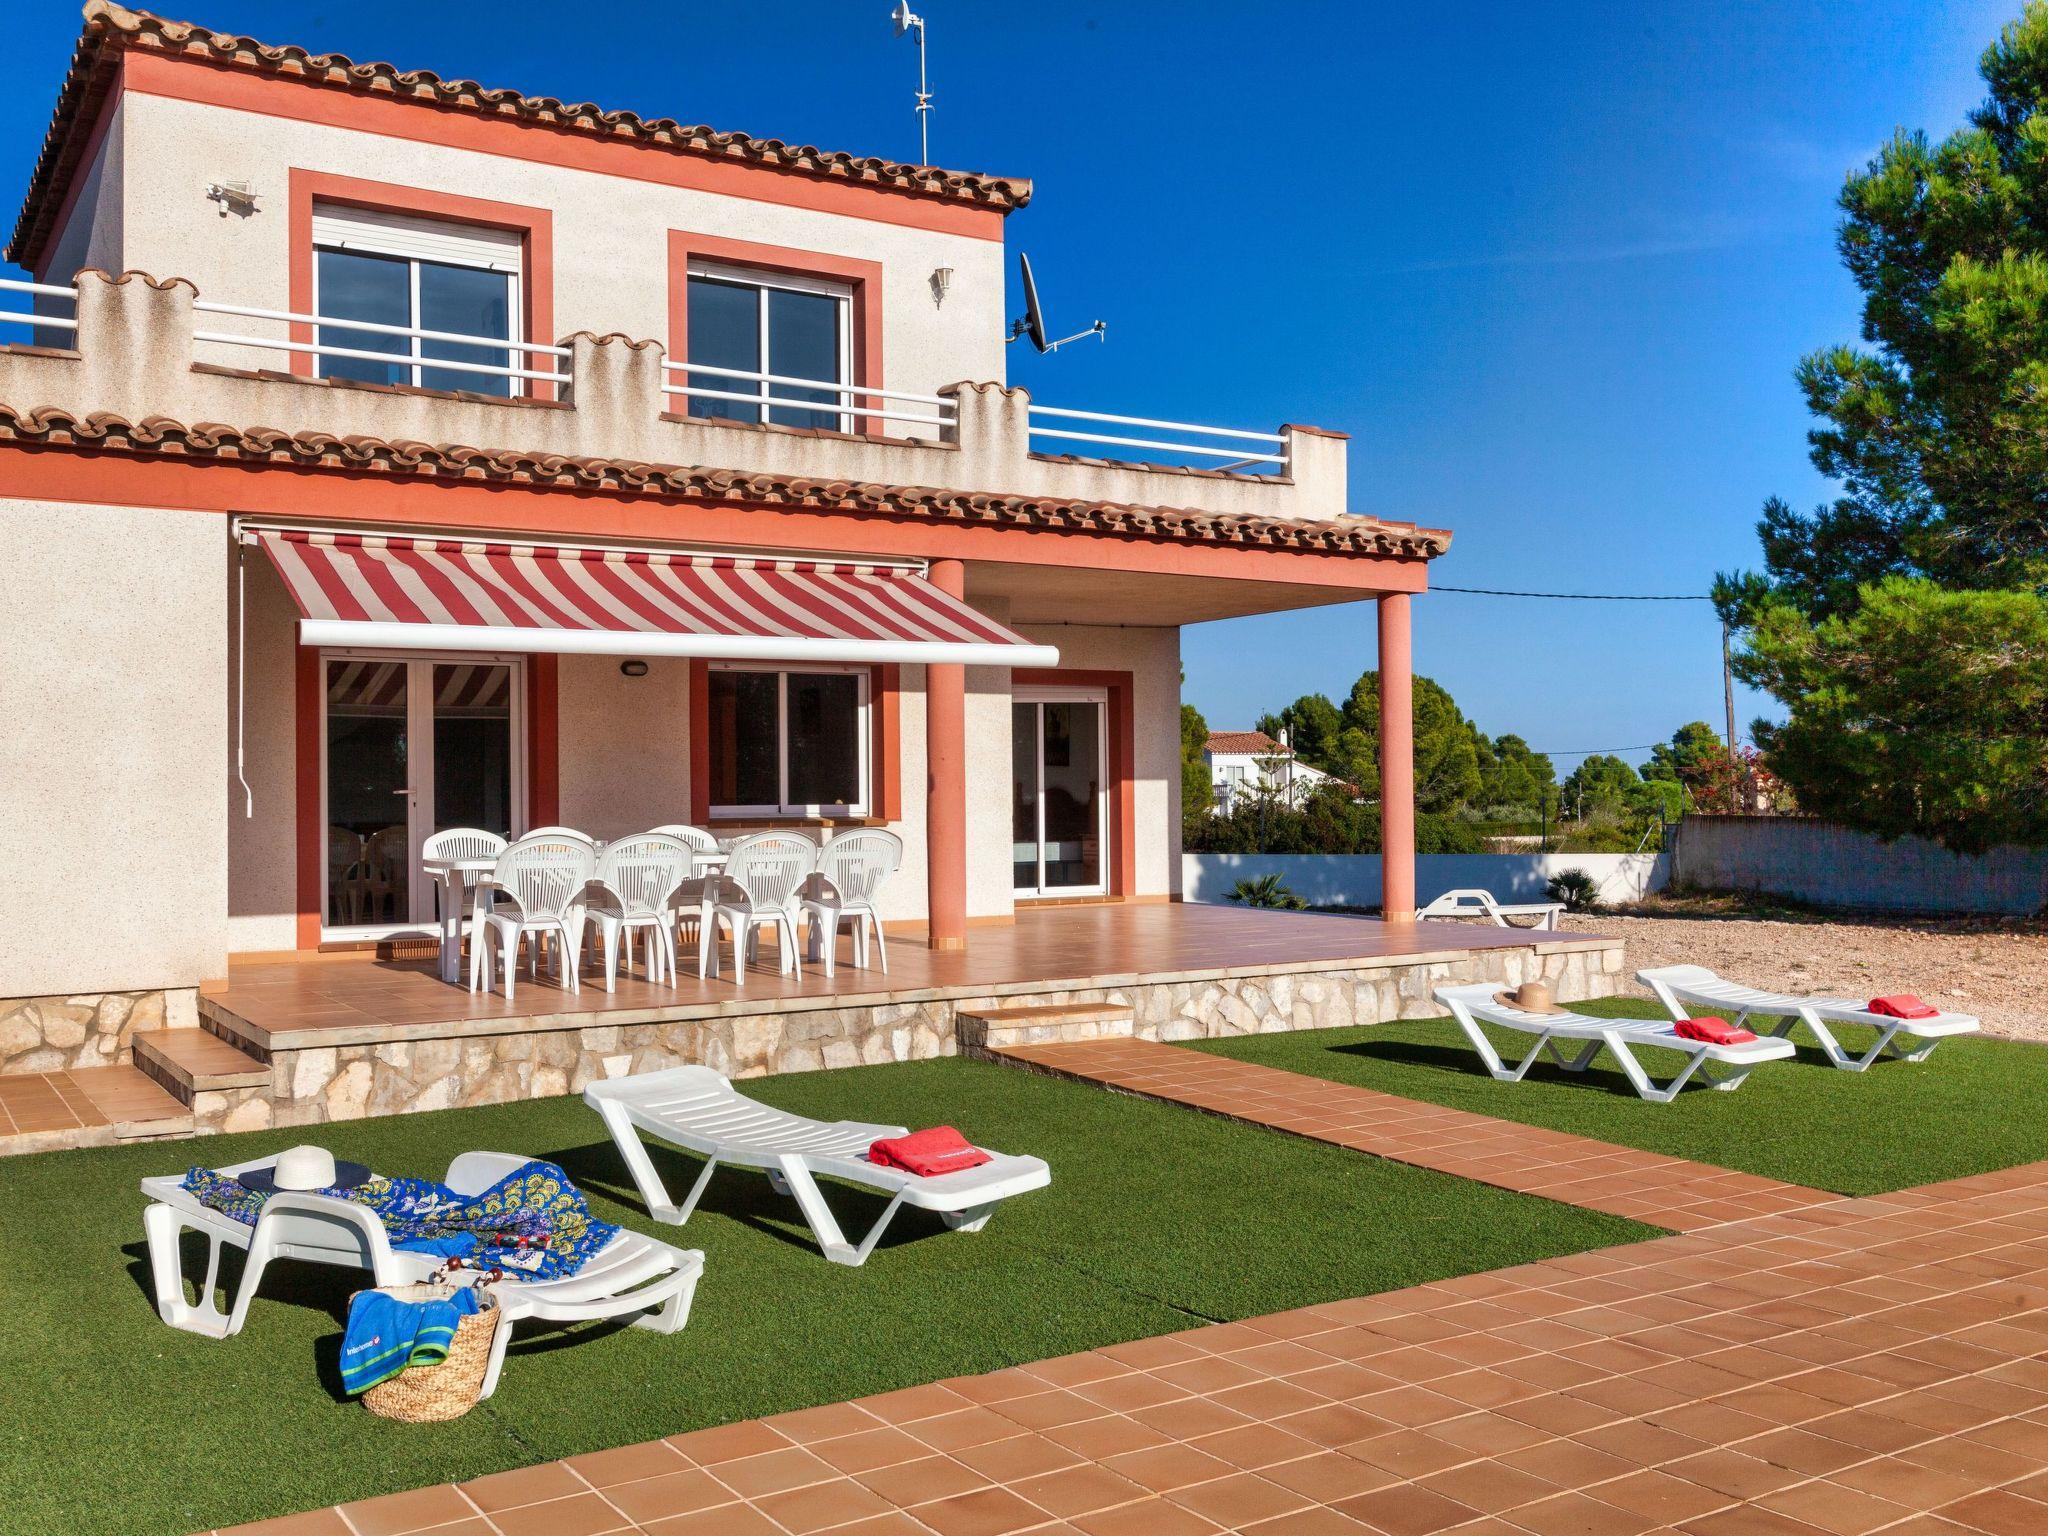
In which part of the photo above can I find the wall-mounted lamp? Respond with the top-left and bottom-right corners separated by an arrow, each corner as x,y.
205,180 -> 258,218
619,660 -> 649,678
929,266 -> 953,305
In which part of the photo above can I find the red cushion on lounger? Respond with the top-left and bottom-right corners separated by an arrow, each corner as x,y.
1674,1016 -> 1757,1045
1868,995 -> 1939,1020
868,1126 -> 992,1178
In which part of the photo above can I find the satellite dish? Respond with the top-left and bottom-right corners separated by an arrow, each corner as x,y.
892,0 -> 921,38
1017,252 -> 1048,352
1007,251 -> 1106,354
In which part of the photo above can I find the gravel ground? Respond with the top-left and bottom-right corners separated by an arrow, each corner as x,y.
1561,906 -> 2048,1041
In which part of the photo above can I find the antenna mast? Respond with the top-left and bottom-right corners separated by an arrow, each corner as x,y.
891,2 -> 932,165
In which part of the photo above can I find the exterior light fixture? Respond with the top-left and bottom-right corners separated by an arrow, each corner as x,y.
620,660 -> 649,678
930,266 -> 953,305
205,180 -> 257,217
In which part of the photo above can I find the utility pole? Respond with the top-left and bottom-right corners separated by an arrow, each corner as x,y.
1721,619 -> 1740,812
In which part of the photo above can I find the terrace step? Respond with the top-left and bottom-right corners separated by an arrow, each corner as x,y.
0,1064 -> 192,1156
958,1002 -> 1135,1055
135,1028 -> 270,1103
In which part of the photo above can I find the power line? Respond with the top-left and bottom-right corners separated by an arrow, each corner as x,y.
1528,744 -> 1664,757
1434,585 -> 1712,601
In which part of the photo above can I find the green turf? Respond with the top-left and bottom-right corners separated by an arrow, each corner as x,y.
1192,997 -> 2048,1197
0,1056 -> 1652,1536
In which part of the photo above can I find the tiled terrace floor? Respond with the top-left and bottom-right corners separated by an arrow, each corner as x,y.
994,1038 -> 1837,1233
216,1159 -> 2048,1536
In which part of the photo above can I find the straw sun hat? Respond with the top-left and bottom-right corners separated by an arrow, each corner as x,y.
1493,981 -> 1564,1015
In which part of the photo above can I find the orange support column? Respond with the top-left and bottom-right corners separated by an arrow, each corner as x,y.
1378,593 -> 1416,923
925,559 -> 969,952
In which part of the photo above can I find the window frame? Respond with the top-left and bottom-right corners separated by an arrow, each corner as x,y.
310,204 -> 527,397
684,259 -> 855,433
707,661 -> 872,820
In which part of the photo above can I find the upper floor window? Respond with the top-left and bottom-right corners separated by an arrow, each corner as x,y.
685,262 -> 851,432
313,204 -> 523,397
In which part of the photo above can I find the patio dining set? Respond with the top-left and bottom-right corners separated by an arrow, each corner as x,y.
421,825 -> 903,1000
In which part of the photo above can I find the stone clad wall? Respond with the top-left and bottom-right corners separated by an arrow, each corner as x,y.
191,943 -> 1623,1135
0,988 -> 197,1075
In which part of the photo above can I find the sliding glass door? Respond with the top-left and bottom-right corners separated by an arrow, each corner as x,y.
1012,690 -> 1108,898
322,652 -> 523,935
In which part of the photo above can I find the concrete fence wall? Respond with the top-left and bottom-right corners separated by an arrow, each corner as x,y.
1670,816 -> 2048,916
1182,852 -> 1669,909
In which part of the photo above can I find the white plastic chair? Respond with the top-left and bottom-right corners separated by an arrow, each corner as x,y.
422,827 -> 507,913
803,829 -> 902,976
470,835 -> 597,1001
700,832 -> 817,982
585,834 -> 695,990
363,824 -> 409,921
647,824 -> 722,951
523,825 -> 597,846
328,827 -> 365,925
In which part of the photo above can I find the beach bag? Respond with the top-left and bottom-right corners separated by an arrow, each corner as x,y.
355,1280 -> 501,1423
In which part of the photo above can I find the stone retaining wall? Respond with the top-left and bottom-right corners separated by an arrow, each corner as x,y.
193,942 -> 1623,1134
0,988 -> 197,1075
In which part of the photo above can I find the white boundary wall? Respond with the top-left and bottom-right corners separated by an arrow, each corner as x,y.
1183,853 -> 1669,909
1671,816 -> 2048,916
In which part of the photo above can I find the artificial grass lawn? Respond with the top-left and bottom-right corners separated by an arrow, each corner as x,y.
0,1056 -> 1653,1536
1193,997 -> 2048,1197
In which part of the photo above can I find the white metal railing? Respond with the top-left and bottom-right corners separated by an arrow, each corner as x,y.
1027,403 -> 1287,469
660,359 -> 956,431
190,298 -> 571,389
0,276 -> 79,334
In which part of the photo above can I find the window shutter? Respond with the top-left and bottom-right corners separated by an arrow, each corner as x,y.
311,204 -> 523,274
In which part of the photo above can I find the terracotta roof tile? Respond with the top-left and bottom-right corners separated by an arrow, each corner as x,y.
1206,732 -> 1288,756
10,3 -> 1032,267
0,403 -> 1453,561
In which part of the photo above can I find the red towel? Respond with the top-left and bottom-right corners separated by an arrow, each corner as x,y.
1868,995 -> 1938,1020
1674,1016 -> 1757,1045
868,1126 -> 992,1178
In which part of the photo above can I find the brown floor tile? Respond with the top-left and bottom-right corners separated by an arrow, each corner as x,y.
335,1483 -> 477,1535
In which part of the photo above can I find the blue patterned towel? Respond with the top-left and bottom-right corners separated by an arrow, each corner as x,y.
180,1159 -> 617,1281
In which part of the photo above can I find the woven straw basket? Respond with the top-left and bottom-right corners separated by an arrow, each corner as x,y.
355,1282 -> 501,1423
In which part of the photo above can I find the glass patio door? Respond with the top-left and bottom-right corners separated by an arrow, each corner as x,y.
322,653 -> 523,935
1012,690 -> 1108,897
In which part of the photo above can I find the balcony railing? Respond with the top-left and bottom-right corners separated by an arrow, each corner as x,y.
189,298 -> 572,391
658,359 -> 957,433
0,273 -> 1345,507
1026,403 -> 1288,470
0,276 -> 79,337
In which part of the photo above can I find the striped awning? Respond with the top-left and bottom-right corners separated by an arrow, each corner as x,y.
247,527 -> 1058,668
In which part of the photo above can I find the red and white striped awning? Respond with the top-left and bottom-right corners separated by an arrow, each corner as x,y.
246,527 -> 1059,668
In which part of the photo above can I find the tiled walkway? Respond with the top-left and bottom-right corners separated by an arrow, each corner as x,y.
993,1038 -> 1837,1232
0,1063 -> 188,1149
217,1160 -> 2048,1535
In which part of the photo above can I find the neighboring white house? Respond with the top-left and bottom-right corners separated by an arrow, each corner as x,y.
1205,731 -> 1346,813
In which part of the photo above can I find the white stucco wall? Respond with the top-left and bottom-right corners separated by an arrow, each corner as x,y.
39,97 -> 125,287
110,91 -> 1006,407
0,499 -> 228,995
556,655 -> 692,842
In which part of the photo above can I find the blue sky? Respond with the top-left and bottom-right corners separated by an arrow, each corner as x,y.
0,1 -> 2016,770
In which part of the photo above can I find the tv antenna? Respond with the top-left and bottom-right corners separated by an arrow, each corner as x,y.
1008,252 -> 1107,353
891,1 -> 933,165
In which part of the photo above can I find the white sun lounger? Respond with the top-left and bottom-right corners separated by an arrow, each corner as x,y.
1417,888 -> 1565,930
585,1066 -> 1051,1267
1638,964 -> 1980,1072
141,1151 -> 704,1398
1434,981 -> 1796,1103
